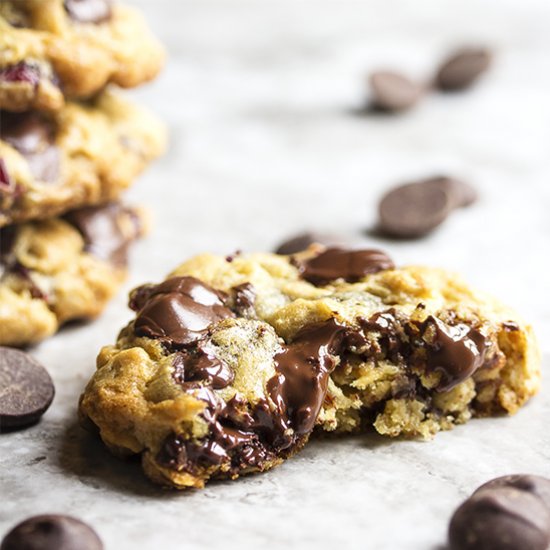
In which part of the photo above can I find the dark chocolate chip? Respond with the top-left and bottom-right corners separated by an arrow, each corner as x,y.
369,71 -> 424,112
435,48 -> 492,91
64,203 -> 141,267
378,179 -> 454,238
422,316 -> 486,392
448,486 -> 550,550
423,176 -> 478,208
268,318 -> 347,437
475,474 -> 550,510
0,347 -> 55,431
275,232 -> 351,255
0,514 -> 103,550
133,276 -> 235,347
232,282 -> 256,316
297,247 -> 395,285
63,0 -> 112,24
0,112 -> 59,183
172,349 -> 234,390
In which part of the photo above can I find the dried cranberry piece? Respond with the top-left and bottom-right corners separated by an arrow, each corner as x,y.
0,158 -> 15,192
0,62 -> 41,86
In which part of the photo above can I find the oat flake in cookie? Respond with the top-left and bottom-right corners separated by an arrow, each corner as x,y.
79,246 -> 540,489
0,202 -> 146,347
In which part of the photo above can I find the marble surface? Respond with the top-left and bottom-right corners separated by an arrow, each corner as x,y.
2,1 -> 550,548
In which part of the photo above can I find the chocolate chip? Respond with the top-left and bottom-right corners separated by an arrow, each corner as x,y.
172,349 -> 234,390
422,316 -> 486,391
0,514 -> 103,550
378,179 -> 453,238
449,487 -> 550,550
435,48 -> 492,91
0,112 -> 59,183
268,318 -> 347,437
275,232 -> 351,255
133,276 -> 235,347
297,247 -> 395,285
232,282 -> 256,316
0,347 -> 55,431
64,203 -> 142,267
63,0 -> 112,24
425,176 -> 478,208
475,474 -> 550,510
377,176 -> 478,238
369,71 -> 424,112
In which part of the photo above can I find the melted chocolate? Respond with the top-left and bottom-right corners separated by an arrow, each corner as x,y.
360,309 -> 406,361
64,0 -> 112,24
297,247 -> 395,285
172,348 -> 234,390
157,318 -> 348,474
268,318 -> 347,437
64,203 -> 140,267
422,316 -> 487,391
0,112 -> 59,183
157,390 -> 273,472
232,282 -> 256,316
133,276 -> 234,347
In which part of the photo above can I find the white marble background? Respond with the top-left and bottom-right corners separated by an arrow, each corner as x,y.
2,1 -> 550,548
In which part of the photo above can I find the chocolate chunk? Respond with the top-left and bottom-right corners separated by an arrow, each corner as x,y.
64,203 -> 141,267
0,226 -> 16,259
0,347 -> 55,431
268,318 -> 347,437
64,0 -> 112,24
158,389 -> 275,473
422,316 -> 486,391
475,474 -> 550,510
0,514 -> 103,550
378,179 -> 454,238
297,247 -> 395,285
0,62 -> 41,86
435,48 -> 492,91
369,71 -> 424,112
275,232 -> 350,255
0,112 -> 59,183
448,487 -> 550,550
173,349 -> 234,390
232,282 -> 256,316
133,276 -> 235,347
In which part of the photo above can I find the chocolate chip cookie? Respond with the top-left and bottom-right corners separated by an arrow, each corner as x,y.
0,90 -> 166,226
79,246 -> 540,489
0,0 -> 164,112
0,202 -> 146,347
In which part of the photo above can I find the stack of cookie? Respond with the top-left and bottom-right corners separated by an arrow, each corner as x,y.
0,0 -> 166,347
